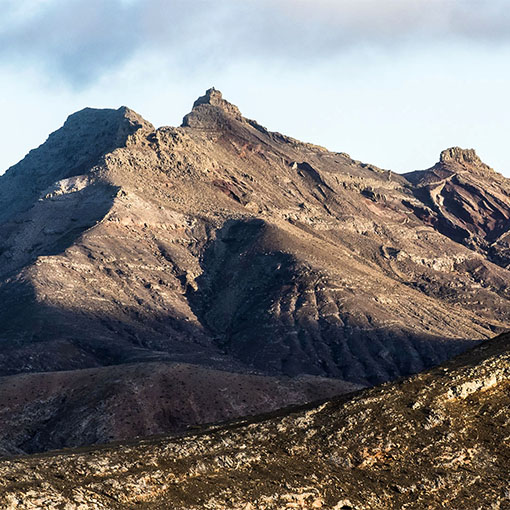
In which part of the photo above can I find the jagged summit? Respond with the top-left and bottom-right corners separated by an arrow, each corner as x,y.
192,87 -> 242,117
66,105 -> 141,121
8,105 -> 152,179
437,147 -> 494,175
0,105 -> 152,222
182,88 -> 243,127
405,146 -> 495,185
439,147 -> 483,166
61,105 -> 152,135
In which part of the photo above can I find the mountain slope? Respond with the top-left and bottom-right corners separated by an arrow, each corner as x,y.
1,332 -> 508,509
0,88 -> 510,453
0,362 -> 359,456
405,146 -> 510,267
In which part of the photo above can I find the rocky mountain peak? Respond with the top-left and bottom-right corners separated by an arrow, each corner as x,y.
192,87 -> 222,107
192,88 -> 242,116
0,106 -> 153,222
403,145 -> 510,262
439,147 -> 486,169
117,105 -> 153,130
63,106 -> 153,139
182,88 -> 243,127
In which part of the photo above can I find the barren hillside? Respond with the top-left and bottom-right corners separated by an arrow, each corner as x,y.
1,332 -> 508,509
0,88 -> 509,453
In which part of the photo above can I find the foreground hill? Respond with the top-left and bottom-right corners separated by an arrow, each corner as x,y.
1,332 -> 508,509
0,88 -> 510,453
0,363 -> 359,456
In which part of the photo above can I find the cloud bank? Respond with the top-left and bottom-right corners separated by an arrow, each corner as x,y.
1,0 -> 510,86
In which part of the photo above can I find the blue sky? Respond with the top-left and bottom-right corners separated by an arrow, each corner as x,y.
1,0 -> 510,175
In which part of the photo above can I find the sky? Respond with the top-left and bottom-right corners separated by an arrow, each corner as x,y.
1,0 -> 510,175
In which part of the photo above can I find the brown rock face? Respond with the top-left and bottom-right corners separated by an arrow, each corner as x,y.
439,146 -> 485,166
0,90 -> 509,453
404,147 -> 510,266
182,87 -> 242,127
191,87 -> 242,117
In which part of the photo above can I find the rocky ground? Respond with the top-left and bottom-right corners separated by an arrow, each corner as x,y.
1,332 -> 508,509
0,88 -> 510,453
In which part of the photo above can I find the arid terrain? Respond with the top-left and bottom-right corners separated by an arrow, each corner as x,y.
1,331 -> 508,509
0,88 -> 509,458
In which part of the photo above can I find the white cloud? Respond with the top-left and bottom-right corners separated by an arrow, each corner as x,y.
0,0 -> 509,87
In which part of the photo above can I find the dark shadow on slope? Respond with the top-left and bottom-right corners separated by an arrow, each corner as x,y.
0,255 -> 479,386
0,208 -> 483,386
0,106 -> 150,223
0,278 -> 364,457
0,182 -> 119,277
186,218 -> 483,386
0,274 -> 233,378
0,255 -> 497,457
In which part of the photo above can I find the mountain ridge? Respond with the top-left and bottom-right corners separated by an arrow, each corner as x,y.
0,89 -> 509,454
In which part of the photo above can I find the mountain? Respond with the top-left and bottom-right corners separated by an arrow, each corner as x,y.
0,88 -> 509,454
1,331 -> 508,509
404,147 -> 510,267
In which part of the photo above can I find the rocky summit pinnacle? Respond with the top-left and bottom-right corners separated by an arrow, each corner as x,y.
439,147 -> 485,168
182,88 -> 243,127
192,88 -> 225,108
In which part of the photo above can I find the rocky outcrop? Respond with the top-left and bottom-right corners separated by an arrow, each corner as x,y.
439,146 -> 487,167
191,87 -> 242,118
404,147 -> 510,266
182,87 -> 242,128
1,332 -> 508,509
